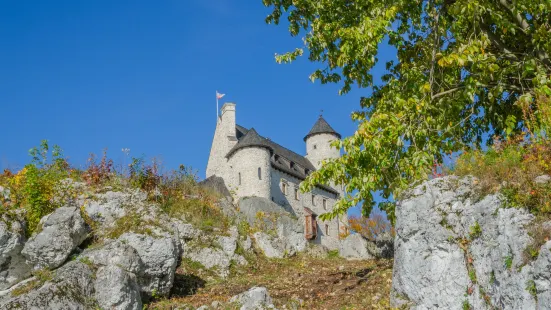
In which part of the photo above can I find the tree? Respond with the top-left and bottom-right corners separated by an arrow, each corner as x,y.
262,0 -> 551,223
348,214 -> 394,241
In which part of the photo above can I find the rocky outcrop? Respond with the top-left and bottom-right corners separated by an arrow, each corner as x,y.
82,190 -> 147,227
0,220 -> 31,290
21,206 -> 89,269
391,176 -> 551,309
118,230 -> 181,298
229,286 -> 276,310
240,197 -> 307,258
0,261 -> 96,309
95,265 -> 142,310
339,234 -> 373,260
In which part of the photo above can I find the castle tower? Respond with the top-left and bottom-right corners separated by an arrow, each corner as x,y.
304,116 -> 341,170
206,103 -> 238,179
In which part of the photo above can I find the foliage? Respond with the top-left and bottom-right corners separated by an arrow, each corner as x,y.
82,149 -> 114,186
0,141 -> 72,234
504,255 -> 513,269
347,213 -> 394,241
526,279 -> 537,297
326,249 -> 340,259
263,0 -> 551,222
469,222 -> 482,239
455,137 -> 551,216
129,157 -> 161,192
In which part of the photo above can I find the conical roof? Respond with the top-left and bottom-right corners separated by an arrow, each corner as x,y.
303,116 -> 341,141
226,128 -> 273,158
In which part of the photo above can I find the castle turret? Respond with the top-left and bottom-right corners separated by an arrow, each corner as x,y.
206,103 -> 238,179
304,116 -> 341,170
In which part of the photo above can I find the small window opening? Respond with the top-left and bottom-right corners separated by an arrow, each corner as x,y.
325,224 -> 329,235
323,199 -> 327,210
311,195 -> 316,206
313,144 -> 317,150
294,188 -> 299,200
282,183 -> 288,195
290,161 -> 295,169
258,167 -> 262,180
238,173 -> 241,185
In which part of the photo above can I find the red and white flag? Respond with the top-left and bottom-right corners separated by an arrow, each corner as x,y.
216,91 -> 225,100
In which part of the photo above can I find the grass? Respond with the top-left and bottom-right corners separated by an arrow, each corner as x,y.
11,269 -> 54,297
469,222 -> 482,240
148,254 -> 394,310
504,255 -> 513,270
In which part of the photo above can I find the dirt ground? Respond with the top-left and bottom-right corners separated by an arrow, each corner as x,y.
149,254 -> 394,310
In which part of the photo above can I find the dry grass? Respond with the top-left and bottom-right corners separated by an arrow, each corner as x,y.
148,254 -> 394,310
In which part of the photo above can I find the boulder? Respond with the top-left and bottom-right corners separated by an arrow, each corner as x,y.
83,190 -> 146,227
81,239 -> 143,275
338,234 -> 373,260
0,220 -> 31,290
229,287 -> 276,310
0,261 -> 95,309
253,232 -> 287,259
391,176 -> 551,309
185,246 -> 232,277
21,207 -> 89,269
534,174 -> 551,184
94,265 -> 142,310
118,231 -> 180,297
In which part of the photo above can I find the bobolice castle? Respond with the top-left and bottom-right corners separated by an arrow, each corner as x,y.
205,102 -> 347,247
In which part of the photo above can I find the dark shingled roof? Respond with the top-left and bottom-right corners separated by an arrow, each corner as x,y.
229,124 -> 339,196
226,128 -> 273,158
303,116 -> 341,141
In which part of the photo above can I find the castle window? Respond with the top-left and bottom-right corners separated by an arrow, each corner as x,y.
238,173 -> 241,185
294,188 -> 299,200
282,183 -> 288,195
311,194 -> 316,206
274,155 -> 280,162
323,198 -> 327,210
305,169 -> 310,175
313,144 -> 317,150
290,161 -> 295,169
325,224 -> 329,235
258,167 -> 262,180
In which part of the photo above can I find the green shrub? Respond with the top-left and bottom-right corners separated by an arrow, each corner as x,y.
504,255 -> 513,269
526,279 -> 537,297
327,250 -> 340,259
469,222 -> 482,240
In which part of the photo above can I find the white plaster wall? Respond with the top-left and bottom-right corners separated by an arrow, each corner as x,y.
206,103 -> 237,179
270,168 -> 343,242
227,147 -> 271,199
305,133 -> 341,170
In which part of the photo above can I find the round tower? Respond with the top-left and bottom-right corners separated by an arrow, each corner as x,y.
304,116 -> 341,170
226,128 -> 272,199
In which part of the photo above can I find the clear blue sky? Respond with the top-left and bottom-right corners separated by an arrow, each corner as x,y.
0,1 -> 395,216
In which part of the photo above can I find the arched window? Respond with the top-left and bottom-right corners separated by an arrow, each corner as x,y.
258,167 -> 262,180
238,172 -> 241,185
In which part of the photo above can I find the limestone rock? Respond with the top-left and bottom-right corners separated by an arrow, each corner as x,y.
0,261 -> 95,309
118,231 -> 180,297
252,232 -> 286,259
338,234 -> 373,260
229,286 -> 276,310
185,246 -> 232,277
0,220 -> 31,290
95,265 -> 142,310
534,174 -> 551,184
81,239 -> 143,275
391,176 -> 551,310
83,190 -> 146,227
22,207 -> 89,269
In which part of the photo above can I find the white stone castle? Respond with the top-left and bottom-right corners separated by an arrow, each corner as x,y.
206,103 -> 347,247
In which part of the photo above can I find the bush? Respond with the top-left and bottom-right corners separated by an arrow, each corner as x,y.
454,137 -> 551,216
347,214 -> 394,241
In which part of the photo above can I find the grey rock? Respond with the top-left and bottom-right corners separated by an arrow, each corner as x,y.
211,300 -> 222,308
218,235 -> 237,257
0,220 -> 31,290
185,246 -> 232,277
240,197 -> 307,258
196,306 -> 210,310
95,265 -> 142,310
22,206 -> 89,269
83,190 -> 146,227
82,239 -> 144,275
535,174 -> 551,184
0,186 -> 10,201
367,232 -> 394,259
391,176 -> 551,310
174,220 -> 200,241
230,286 -> 276,310
241,236 -> 253,252
338,234 -> 373,260
0,261 -> 95,310
119,231 -> 180,297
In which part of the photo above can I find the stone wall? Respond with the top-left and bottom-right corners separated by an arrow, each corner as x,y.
270,168 -> 343,247
227,147 -> 272,200
305,133 -> 340,170
206,103 -> 237,179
